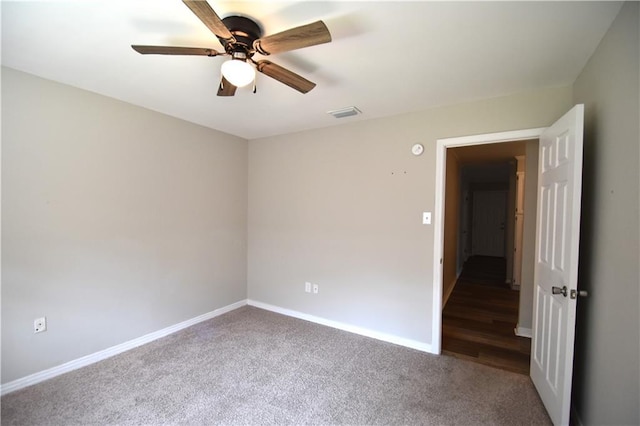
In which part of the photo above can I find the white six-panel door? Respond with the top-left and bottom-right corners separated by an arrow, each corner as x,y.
530,104 -> 584,426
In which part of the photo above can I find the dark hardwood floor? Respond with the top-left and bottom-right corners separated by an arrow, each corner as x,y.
442,255 -> 531,375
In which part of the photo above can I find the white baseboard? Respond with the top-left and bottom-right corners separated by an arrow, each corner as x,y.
247,299 -> 434,354
1,299 -> 247,396
514,325 -> 533,338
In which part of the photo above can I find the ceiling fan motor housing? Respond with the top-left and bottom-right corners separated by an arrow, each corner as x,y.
220,16 -> 263,54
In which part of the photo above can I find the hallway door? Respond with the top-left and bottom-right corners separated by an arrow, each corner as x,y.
530,104 -> 584,426
471,190 -> 507,257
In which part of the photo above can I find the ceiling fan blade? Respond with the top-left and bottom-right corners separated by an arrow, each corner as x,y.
217,76 -> 237,96
254,21 -> 331,55
255,60 -> 316,94
182,0 -> 236,43
131,45 -> 221,56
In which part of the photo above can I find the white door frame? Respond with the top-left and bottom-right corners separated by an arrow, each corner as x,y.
431,127 -> 546,354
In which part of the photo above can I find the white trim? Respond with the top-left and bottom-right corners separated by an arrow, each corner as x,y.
436,128 -> 547,147
432,138 -> 446,354
432,128 -> 545,355
248,300 -> 434,354
515,325 -> 533,339
0,300 -> 247,396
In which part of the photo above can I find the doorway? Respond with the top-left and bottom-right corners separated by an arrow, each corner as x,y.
430,127 -> 546,355
441,143 -> 531,374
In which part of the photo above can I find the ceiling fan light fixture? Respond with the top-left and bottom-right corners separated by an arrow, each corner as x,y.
221,52 -> 255,88
132,3 -> 332,97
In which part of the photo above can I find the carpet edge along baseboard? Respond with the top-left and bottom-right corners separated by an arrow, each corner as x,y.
247,300 -> 434,354
0,300 -> 247,396
2,299 -> 435,395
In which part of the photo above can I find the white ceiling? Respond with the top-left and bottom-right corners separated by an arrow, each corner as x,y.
1,1 -> 622,140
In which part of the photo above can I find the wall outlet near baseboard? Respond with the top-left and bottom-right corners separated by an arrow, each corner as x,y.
34,317 -> 47,333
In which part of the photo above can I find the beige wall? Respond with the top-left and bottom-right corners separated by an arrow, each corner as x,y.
1,68 -> 248,383
571,2 -> 640,424
248,86 -> 573,345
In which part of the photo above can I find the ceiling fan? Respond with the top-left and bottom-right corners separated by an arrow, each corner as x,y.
132,0 -> 332,96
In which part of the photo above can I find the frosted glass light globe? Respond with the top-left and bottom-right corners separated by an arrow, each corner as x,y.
221,59 -> 255,87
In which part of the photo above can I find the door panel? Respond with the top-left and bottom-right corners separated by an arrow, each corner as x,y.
530,105 -> 584,426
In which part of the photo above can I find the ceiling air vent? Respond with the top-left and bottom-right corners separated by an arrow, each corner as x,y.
327,106 -> 361,119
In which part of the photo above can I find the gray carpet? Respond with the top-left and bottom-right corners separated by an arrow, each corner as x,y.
1,306 -> 551,425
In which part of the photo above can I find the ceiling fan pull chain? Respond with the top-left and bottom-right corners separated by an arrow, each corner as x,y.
253,79 -> 257,94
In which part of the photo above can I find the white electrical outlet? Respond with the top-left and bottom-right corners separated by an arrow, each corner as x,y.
305,282 -> 311,293
313,284 -> 319,294
34,317 -> 47,333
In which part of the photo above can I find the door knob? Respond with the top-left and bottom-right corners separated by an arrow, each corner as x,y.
552,286 -> 568,297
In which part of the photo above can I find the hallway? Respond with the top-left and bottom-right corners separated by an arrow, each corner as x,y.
442,256 -> 531,375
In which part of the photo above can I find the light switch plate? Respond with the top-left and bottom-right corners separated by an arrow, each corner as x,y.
423,212 -> 431,225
